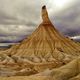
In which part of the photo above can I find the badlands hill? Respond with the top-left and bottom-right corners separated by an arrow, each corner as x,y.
0,5 -> 79,79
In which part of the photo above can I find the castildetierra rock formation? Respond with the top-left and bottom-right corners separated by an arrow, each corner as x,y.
0,5 -> 80,77
6,5 -> 80,62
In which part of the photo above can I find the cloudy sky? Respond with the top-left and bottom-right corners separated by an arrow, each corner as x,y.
0,0 -> 80,46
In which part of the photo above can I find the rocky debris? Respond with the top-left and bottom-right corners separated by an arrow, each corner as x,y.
0,57 -> 80,79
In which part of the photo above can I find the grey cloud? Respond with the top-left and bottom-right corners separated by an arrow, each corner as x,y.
0,25 -> 36,36
49,1 -> 80,37
0,0 -> 44,25
0,36 -> 25,42
0,0 -> 45,43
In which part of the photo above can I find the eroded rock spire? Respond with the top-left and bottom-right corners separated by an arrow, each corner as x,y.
42,5 -> 50,23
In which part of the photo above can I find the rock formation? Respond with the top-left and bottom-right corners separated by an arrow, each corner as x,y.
4,6 -> 80,64
0,5 -> 80,77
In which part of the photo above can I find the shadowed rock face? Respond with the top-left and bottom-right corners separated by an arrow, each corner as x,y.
0,5 -> 80,77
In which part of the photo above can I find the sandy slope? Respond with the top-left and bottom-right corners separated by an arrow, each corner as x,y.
0,57 -> 80,80
0,76 -> 50,80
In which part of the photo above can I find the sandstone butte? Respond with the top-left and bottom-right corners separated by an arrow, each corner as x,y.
0,5 -> 80,79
